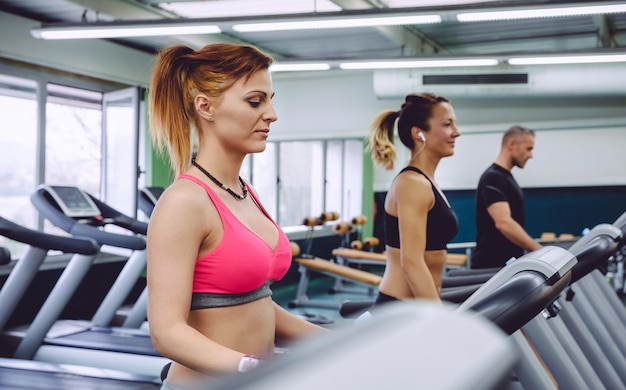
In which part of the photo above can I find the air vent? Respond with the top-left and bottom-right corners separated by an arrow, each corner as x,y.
373,64 -> 626,98
423,73 -> 528,85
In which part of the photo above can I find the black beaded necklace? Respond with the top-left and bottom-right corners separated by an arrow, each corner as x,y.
191,158 -> 248,200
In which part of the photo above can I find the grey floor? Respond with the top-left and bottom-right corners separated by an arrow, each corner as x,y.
273,277 -> 377,327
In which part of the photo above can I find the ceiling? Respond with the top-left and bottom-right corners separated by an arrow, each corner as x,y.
0,0 -> 624,64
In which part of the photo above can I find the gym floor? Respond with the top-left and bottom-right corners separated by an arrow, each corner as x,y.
273,276 -> 371,327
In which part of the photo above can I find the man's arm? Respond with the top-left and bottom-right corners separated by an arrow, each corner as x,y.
486,201 -> 542,252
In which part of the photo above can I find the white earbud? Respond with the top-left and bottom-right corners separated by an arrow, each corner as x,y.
418,132 -> 426,142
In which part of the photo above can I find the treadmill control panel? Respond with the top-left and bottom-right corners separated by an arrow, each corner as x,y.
40,185 -> 101,218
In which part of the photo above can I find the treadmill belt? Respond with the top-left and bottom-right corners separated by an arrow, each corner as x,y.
0,367 -> 159,389
45,329 -> 159,356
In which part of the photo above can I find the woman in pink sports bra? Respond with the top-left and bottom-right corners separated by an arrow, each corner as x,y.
146,43 -> 324,389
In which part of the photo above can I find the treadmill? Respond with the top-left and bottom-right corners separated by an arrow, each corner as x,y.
0,216 -> 160,389
342,220 -> 622,315
458,222 -> 624,389
204,245 -> 578,390
138,187 -> 165,219
5,185 -> 169,378
522,223 -> 625,389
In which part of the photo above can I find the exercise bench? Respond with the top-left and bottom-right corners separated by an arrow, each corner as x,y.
288,243 -> 382,310
333,247 -> 468,270
330,247 -> 386,294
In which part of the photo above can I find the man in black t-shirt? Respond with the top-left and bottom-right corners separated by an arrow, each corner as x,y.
471,125 -> 542,269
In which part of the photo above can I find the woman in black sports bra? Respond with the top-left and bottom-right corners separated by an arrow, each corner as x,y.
366,93 -> 460,305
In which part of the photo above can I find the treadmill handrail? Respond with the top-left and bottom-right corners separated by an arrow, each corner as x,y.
87,195 -> 148,236
138,187 -> 164,218
569,234 -> 620,284
31,188 -> 146,250
459,246 -> 577,310
0,216 -> 98,255
567,223 -> 621,254
464,270 -> 572,335
613,210 -> 626,236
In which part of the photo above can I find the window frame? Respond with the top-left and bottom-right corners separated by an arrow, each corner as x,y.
0,60 -> 133,258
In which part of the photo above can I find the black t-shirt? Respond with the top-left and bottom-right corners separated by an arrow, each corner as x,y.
471,163 -> 525,269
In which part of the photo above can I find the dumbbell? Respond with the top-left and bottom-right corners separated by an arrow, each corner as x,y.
333,222 -> 353,234
351,215 -> 368,225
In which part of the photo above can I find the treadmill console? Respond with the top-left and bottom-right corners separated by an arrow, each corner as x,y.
140,187 -> 161,206
40,185 -> 101,218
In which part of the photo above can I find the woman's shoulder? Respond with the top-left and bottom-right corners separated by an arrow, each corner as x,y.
162,177 -> 204,201
395,168 -> 431,189
153,178 -> 218,221
393,171 -> 433,205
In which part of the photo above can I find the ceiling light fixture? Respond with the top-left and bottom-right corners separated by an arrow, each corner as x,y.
457,3 -> 626,22
508,54 -> 626,65
31,9 -> 442,39
159,0 -> 341,18
31,21 -> 221,40
270,63 -> 332,72
233,14 -> 441,32
339,58 -> 499,70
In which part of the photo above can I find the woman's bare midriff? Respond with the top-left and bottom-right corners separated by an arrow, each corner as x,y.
166,296 -> 276,386
379,247 -> 447,298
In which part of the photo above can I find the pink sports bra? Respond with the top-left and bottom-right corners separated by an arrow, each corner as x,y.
179,174 -> 292,308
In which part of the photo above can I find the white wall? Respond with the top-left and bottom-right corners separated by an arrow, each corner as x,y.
270,70 -> 391,140
438,123 -> 626,190
272,72 -> 626,190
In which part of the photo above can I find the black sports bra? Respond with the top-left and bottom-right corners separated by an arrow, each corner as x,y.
384,166 -> 459,251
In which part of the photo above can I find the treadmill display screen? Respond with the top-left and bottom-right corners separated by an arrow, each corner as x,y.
43,185 -> 101,218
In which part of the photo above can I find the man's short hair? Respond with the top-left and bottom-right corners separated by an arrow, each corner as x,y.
502,125 -> 534,146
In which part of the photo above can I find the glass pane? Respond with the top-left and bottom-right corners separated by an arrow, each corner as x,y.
0,75 -> 38,257
103,88 -> 139,218
325,141 -> 343,219
251,143 -> 277,220
240,154 -> 251,182
343,140 -> 364,221
278,141 -> 323,226
45,84 -> 103,235
45,91 -> 102,196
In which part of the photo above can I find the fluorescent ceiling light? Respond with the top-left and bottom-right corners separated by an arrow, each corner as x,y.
508,54 -> 626,65
270,63 -> 331,72
457,4 -> 626,22
339,58 -> 499,70
386,0 -> 498,5
159,0 -> 341,18
233,14 -> 441,32
31,23 -> 221,39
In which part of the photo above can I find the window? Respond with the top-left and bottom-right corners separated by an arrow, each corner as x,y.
102,87 -> 142,218
325,141 -> 343,216
0,75 -> 38,257
45,84 -> 103,197
0,64 -> 138,259
278,141 -> 324,226
0,65 -> 364,261
251,143 -> 277,218
252,139 -> 363,229
342,140 -> 364,220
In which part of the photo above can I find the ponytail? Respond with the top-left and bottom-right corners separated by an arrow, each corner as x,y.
367,109 -> 399,166
149,45 -> 196,177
